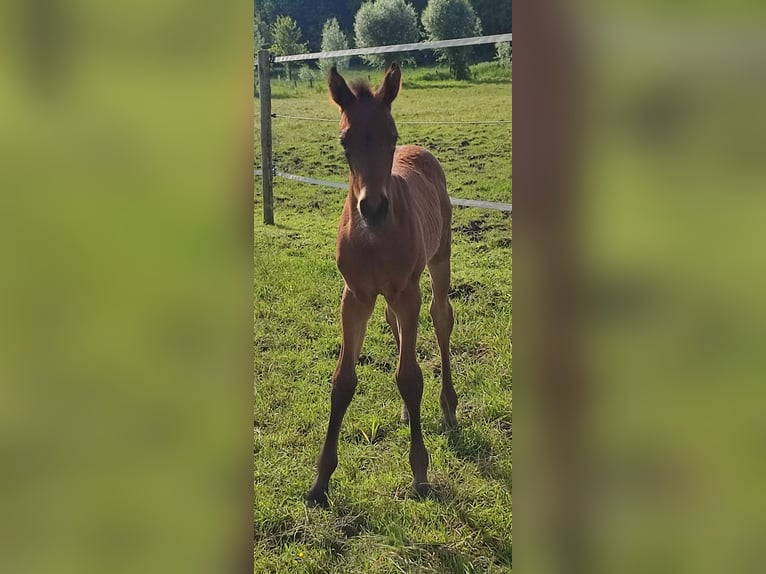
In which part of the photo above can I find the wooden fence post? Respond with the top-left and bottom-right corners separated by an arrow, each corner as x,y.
257,48 -> 274,225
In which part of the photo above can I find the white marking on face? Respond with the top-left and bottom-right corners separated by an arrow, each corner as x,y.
357,186 -> 368,218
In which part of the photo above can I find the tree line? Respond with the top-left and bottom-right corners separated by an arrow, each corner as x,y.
255,0 -> 511,80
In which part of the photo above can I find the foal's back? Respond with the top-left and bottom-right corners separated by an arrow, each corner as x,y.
391,144 -> 452,264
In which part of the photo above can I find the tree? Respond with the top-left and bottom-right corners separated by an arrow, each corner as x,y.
422,0 -> 481,80
467,0 -> 510,61
298,65 -> 319,88
470,0 -> 511,36
354,0 -> 420,68
270,15 -> 308,80
254,10 -> 271,52
254,10 -> 273,96
258,0 -> 364,51
495,42 -> 511,68
318,18 -> 350,75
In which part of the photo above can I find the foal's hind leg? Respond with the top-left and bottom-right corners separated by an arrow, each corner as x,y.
385,304 -> 410,424
387,282 -> 429,495
306,286 -> 375,507
385,304 -> 400,352
428,255 -> 458,429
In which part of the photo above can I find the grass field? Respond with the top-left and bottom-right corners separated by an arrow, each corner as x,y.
254,63 -> 512,573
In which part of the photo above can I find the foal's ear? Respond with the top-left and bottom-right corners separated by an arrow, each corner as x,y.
376,63 -> 402,108
328,66 -> 355,110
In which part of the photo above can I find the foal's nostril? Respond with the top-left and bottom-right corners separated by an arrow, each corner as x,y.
359,197 -> 389,225
359,197 -> 370,218
379,197 -> 389,219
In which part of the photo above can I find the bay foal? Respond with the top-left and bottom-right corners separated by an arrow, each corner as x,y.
306,64 -> 457,507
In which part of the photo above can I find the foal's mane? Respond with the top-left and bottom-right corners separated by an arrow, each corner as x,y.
349,80 -> 375,100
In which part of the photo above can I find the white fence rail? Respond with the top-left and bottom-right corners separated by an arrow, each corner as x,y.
270,34 -> 512,64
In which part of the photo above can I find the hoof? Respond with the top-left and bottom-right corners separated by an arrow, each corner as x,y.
400,405 -> 410,424
305,487 -> 329,509
442,415 -> 458,432
410,481 -> 431,499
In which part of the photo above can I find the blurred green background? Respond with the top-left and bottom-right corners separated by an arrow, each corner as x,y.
522,2 -> 766,573
0,1 -> 253,573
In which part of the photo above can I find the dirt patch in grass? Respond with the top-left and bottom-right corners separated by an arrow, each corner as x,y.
451,340 -> 491,358
449,281 -> 481,301
454,217 -> 500,242
357,353 -> 393,372
497,419 -> 512,439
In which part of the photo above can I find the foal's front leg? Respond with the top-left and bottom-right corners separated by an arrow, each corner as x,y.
306,286 -> 374,507
387,282 -> 430,495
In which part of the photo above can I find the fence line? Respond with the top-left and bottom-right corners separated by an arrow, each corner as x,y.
256,32 -> 513,223
270,34 -> 512,64
271,113 -> 511,125
255,169 -> 346,189
271,114 -> 336,123
255,169 -> 512,213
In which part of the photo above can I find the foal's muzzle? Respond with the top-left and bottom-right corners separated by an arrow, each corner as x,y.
359,196 -> 389,226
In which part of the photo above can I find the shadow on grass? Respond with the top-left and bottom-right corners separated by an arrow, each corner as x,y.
398,542 -> 499,573
327,497 -> 513,572
296,458 -> 510,570
324,499 -> 374,539
446,425 -> 511,489
446,424 -> 493,457
455,504 -> 513,569
257,499 -> 374,563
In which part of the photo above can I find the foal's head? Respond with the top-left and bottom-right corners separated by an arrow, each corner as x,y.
328,64 -> 401,226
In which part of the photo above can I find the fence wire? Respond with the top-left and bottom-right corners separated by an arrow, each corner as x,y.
271,113 -> 511,125
254,170 -> 512,213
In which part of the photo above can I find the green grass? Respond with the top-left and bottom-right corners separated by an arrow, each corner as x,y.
254,64 -> 511,573
267,61 -> 512,98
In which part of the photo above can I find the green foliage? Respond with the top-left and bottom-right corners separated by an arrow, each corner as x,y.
495,41 -> 512,68
254,10 -> 272,53
297,65 -> 319,88
270,15 -> 308,57
354,0 -> 420,68
270,15 -> 308,80
319,17 -> 350,75
422,0 -> 482,80
258,0 -> 366,51
256,0 -> 509,54
470,60 -> 512,83
470,0 -> 511,36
